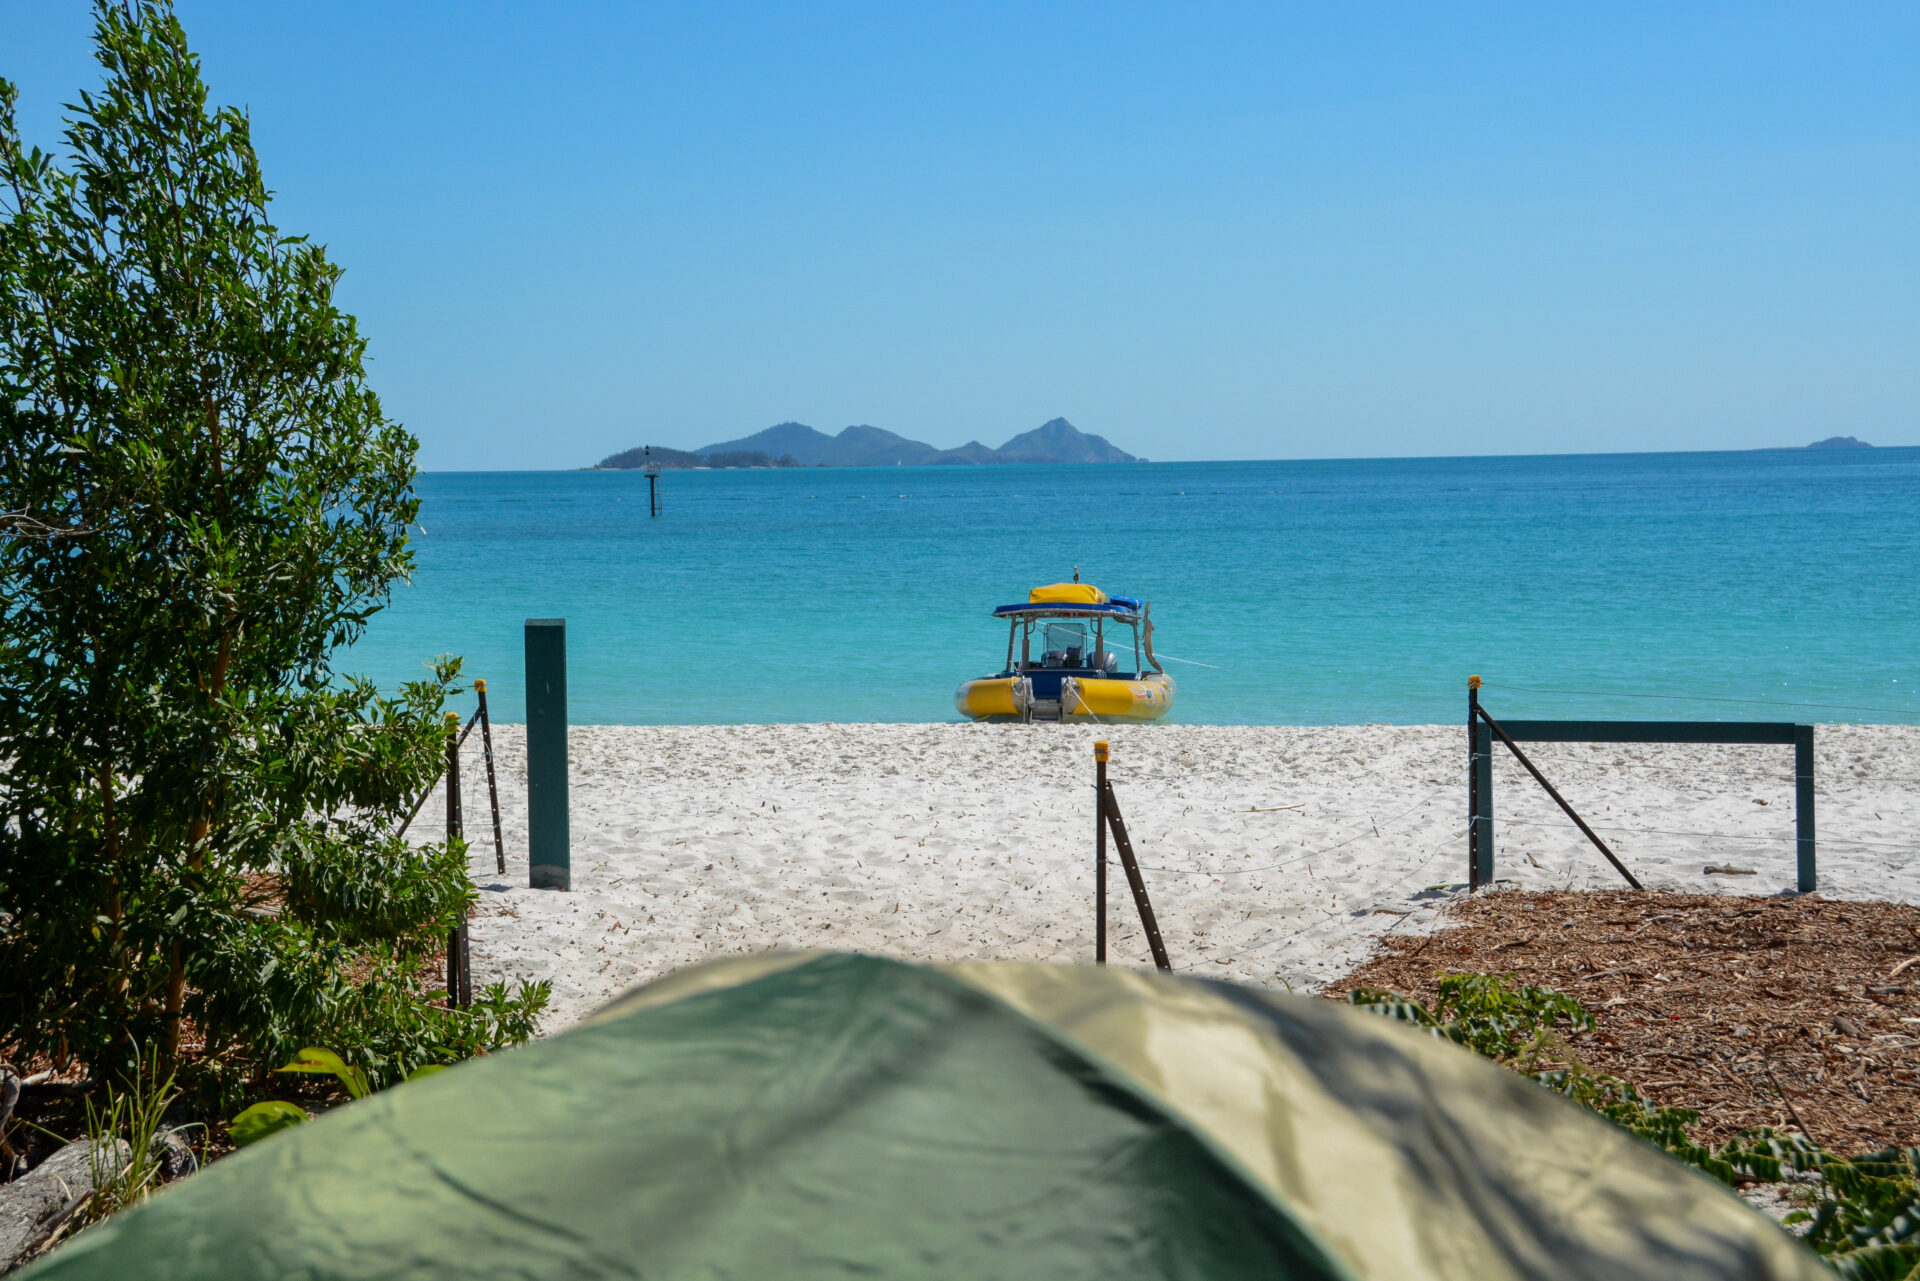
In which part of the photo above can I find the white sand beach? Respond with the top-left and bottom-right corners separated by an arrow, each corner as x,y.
407,723 -> 1920,1031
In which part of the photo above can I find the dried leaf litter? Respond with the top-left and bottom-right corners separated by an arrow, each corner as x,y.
1333,890 -> 1920,1149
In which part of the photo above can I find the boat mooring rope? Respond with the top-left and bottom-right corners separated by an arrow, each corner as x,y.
1151,651 -> 1220,668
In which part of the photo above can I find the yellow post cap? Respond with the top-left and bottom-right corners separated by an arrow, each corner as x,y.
1468,675 -> 1482,690
1094,740 -> 1110,762
445,711 -> 460,726
474,678 -> 486,692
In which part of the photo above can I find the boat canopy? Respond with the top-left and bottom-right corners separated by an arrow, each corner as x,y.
993,594 -> 1143,619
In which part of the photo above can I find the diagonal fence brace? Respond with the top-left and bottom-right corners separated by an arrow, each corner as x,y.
1093,741 -> 1172,971
1477,706 -> 1643,890
475,679 -> 506,874
396,697 -> 505,875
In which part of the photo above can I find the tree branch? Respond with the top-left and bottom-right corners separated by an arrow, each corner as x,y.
0,511 -> 94,540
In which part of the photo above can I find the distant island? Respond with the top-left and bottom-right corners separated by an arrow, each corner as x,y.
1804,436 -> 1872,450
594,417 -> 1143,469
595,444 -> 801,470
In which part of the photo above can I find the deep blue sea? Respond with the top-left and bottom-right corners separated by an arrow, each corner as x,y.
346,449 -> 1920,726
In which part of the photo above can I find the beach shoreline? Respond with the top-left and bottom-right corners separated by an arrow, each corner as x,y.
407,722 -> 1920,1031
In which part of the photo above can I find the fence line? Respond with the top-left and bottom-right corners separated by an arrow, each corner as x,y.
1481,681 -> 1919,719
1490,753 -> 1920,790
395,687 -> 506,875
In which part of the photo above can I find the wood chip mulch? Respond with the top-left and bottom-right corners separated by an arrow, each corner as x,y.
1332,890 -> 1920,1151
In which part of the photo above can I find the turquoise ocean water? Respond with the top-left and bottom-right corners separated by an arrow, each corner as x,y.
347,449 -> 1920,726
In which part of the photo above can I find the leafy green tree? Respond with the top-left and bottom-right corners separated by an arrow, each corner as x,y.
0,0 -> 545,1093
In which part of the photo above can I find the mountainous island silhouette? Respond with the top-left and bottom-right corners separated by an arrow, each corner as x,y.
595,418 -> 1143,469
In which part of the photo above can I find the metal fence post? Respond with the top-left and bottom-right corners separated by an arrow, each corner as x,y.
1795,724 -> 1816,893
1095,740 -> 1108,965
444,712 -> 470,1008
1473,720 -> 1495,887
526,619 -> 570,891
1468,677 -> 1481,890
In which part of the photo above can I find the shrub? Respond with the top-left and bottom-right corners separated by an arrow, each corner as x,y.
0,1 -> 545,1097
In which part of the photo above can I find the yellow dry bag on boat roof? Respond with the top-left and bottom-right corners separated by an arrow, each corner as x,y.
1029,583 -> 1108,605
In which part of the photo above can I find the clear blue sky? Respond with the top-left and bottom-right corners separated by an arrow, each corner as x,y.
6,2 -> 1916,468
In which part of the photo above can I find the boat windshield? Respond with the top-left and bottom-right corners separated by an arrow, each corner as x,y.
1039,621 -> 1089,668
1006,615 -> 1138,674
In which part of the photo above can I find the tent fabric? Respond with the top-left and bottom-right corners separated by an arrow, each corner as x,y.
23,954 -> 1824,1281
945,962 -> 1821,1280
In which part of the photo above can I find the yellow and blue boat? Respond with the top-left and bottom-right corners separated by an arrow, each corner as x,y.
955,581 -> 1176,723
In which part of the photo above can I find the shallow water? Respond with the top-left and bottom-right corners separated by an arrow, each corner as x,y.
346,448 -> 1920,725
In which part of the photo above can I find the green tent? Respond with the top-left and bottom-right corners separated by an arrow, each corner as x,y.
27,953 -> 1821,1280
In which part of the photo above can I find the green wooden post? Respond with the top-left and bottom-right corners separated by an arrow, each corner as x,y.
1473,721 -> 1494,886
526,618 -> 570,890
1794,724 -> 1816,893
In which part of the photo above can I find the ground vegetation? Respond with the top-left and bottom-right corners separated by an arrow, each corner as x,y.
1338,891 -> 1920,1276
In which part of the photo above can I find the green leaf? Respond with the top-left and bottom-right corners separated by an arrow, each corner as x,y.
229,1100 -> 308,1147
275,1046 -> 372,1099
276,1045 -> 350,1075
404,1064 -> 448,1082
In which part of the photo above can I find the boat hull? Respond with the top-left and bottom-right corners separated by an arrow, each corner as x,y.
1062,673 -> 1175,722
955,673 -> 1175,723
953,675 -> 1030,721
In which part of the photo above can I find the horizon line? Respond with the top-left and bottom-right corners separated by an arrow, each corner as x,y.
418,441 -> 1918,474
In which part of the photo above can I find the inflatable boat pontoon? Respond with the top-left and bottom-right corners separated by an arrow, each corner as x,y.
955,581 -> 1175,723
